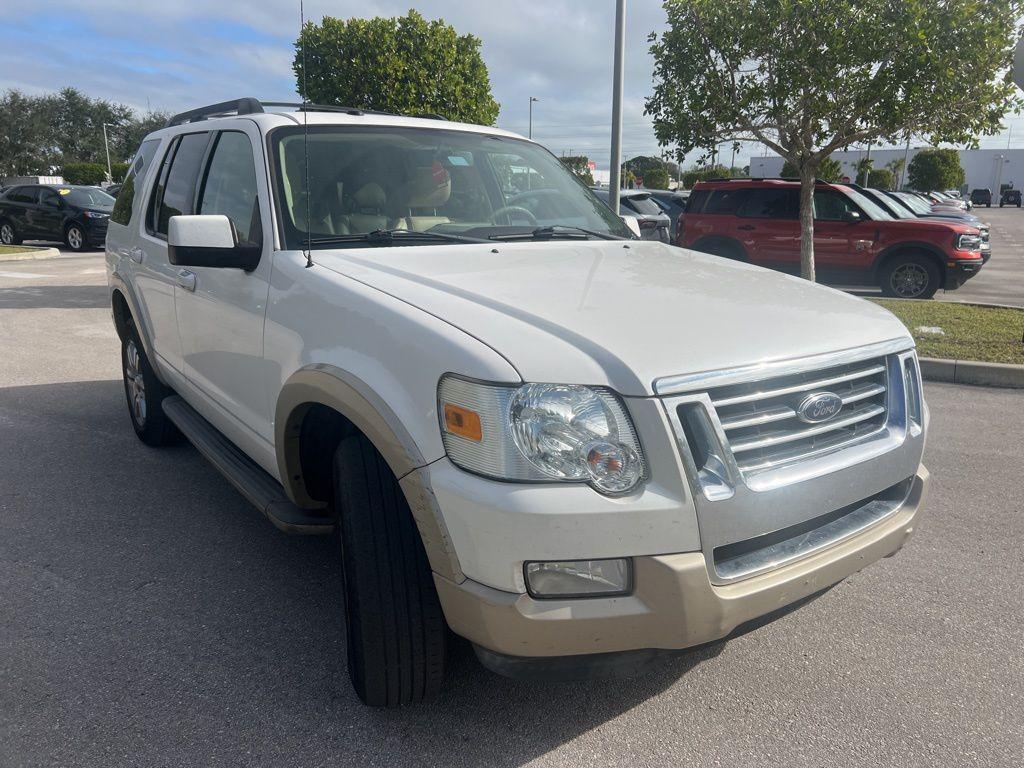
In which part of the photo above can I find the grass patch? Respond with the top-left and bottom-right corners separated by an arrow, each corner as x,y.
0,245 -> 45,255
871,299 -> 1024,365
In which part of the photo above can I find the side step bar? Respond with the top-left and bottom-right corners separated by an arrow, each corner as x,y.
162,396 -> 334,535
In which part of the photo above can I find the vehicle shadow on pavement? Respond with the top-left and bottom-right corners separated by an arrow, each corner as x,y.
1,378 -> 726,767
0,284 -> 110,310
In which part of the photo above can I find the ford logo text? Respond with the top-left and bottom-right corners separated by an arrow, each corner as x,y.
796,392 -> 843,424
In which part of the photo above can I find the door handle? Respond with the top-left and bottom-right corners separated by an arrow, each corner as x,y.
737,224 -> 756,231
176,269 -> 196,292
128,246 -> 144,263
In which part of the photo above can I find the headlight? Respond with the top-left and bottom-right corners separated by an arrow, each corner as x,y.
83,211 -> 109,219
438,376 -> 646,495
956,233 -> 981,251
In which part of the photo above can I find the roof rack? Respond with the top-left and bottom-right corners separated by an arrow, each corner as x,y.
702,176 -> 832,184
165,98 -> 451,127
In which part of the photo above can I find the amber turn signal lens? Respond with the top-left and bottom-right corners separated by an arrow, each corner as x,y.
443,403 -> 482,441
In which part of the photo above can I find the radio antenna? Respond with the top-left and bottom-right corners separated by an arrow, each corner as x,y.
300,0 -> 313,268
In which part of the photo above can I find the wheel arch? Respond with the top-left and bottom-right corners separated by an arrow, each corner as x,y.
275,365 -> 463,583
872,242 -> 948,288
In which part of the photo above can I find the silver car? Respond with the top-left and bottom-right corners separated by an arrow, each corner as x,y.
592,188 -> 672,242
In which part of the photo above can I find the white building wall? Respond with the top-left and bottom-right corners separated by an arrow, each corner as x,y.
748,148 -> 1024,192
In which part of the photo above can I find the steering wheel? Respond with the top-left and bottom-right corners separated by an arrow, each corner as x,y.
490,205 -> 538,226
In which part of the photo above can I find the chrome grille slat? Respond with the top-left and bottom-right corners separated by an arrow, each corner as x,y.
695,353 -> 892,478
730,404 -> 886,453
711,365 -> 885,408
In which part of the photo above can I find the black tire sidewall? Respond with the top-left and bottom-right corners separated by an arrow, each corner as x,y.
66,224 -> 86,251
121,321 -> 178,446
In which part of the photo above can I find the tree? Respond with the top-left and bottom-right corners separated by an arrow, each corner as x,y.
908,148 -> 965,191
866,168 -> 894,190
294,10 -> 499,125
624,154 -> 678,179
781,157 -> 841,182
854,157 -> 874,185
885,158 -> 906,189
681,164 -> 730,188
0,90 -> 58,176
559,155 -> 595,186
61,162 -> 108,185
647,0 -> 1021,281
644,167 -> 671,189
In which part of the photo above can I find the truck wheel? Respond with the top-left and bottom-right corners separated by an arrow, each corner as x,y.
333,434 -> 447,707
65,224 -> 86,251
880,254 -> 940,300
0,220 -> 22,245
121,319 -> 180,446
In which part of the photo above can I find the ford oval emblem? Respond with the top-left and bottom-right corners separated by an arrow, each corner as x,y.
796,392 -> 843,424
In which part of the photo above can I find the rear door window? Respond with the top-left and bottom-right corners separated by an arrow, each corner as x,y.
149,132 -> 211,237
8,187 -> 37,204
623,195 -> 663,216
737,188 -> 798,219
685,189 -> 710,212
703,189 -> 745,214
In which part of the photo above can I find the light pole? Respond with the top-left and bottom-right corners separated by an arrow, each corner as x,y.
608,0 -> 626,212
528,96 -> 539,139
102,123 -> 115,184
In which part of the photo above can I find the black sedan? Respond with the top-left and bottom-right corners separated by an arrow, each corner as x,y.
0,184 -> 114,251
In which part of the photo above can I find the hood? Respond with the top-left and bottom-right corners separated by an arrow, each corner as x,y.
885,217 -> 976,234
315,241 -> 912,396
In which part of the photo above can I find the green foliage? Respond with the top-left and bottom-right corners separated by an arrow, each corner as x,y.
647,0 -> 1022,279
867,168 -> 894,189
781,157 -> 841,182
682,164 -> 730,188
61,161 -> 108,185
624,155 -> 678,178
0,87 -> 169,177
644,167 -> 671,189
559,155 -> 595,186
111,162 -> 130,183
885,157 -> 906,188
854,158 -> 873,185
294,10 -> 499,125
908,148 -> 965,191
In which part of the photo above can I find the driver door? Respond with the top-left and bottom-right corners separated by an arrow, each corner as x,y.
812,189 -> 876,274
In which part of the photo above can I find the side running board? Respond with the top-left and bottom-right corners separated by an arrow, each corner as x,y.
162,395 -> 334,535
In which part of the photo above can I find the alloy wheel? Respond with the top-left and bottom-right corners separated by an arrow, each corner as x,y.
890,263 -> 929,298
124,340 -> 147,427
67,227 -> 83,250
0,224 -> 13,245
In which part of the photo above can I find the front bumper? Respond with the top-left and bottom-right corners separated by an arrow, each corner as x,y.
946,256 -> 984,288
436,467 -> 928,666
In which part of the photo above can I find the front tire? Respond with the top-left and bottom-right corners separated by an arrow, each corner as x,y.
333,434 -> 447,707
0,220 -> 21,245
65,223 -> 87,251
880,253 -> 941,300
121,320 -> 180,446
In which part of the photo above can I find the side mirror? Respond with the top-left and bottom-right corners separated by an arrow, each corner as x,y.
168,214 -> 260,271
620,214 -> 642,238
844,210 -> 863,223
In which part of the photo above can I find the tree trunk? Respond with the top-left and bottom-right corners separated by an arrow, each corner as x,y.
798,167 -> 816,281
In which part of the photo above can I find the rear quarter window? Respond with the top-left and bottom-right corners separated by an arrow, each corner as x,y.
703,189 -> 746,214
111,138 -> 161,226
685,189 -> 710,213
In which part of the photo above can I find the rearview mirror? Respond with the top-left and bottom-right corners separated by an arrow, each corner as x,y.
168,215 -> 261,271
620,215 -> 642,238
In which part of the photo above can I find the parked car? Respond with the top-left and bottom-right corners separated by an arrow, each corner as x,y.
0,184 -> 113,250
591,188 -> 672,242
926,191 -> 971,212
108,99 -> 930,707
104,183 -> 123,198
644,189 -> 690,241
854,185 -> 991,263
1000,188 -> 1021,207
680,178 -> 984,299
969,188 -> 992,207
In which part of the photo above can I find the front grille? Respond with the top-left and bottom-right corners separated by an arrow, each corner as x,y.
703,355 -> 890,475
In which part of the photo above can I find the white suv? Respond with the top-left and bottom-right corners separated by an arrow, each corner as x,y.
106,98 -> 929,707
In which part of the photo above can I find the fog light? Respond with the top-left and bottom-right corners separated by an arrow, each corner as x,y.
524,558 -> 631,598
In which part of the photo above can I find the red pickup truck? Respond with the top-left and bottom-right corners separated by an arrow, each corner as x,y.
678,179 -> 985,299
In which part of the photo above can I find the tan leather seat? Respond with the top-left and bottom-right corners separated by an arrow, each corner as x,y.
347,183 -> 390,233
400,164 -> 452,231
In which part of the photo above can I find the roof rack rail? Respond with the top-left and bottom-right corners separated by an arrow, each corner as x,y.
166,98 -> 264,127
702,176 -> 832,184
261,101 -> 381,116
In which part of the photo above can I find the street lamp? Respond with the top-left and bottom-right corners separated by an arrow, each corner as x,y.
528,96 -> 539,139
102,123 -> 115,184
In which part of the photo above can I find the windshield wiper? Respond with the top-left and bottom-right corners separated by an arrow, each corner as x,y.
488,225 -> 626,242
309,229 -> 489,246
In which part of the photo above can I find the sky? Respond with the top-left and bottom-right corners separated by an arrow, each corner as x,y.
4,1 -> 1023,172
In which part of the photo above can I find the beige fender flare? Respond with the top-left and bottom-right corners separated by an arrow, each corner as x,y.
275,364 -> 463,583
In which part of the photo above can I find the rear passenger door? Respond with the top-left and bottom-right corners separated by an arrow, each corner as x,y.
136,130 -> 212,373
734,187 -> 800,268
173,125 -> 276,443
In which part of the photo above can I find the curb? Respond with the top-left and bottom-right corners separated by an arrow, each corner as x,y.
0,247 -> 63,262
920,357 -> 1024,389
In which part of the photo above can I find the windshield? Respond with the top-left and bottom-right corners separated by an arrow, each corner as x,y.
866,189 -> 913,219
894,192 -> 931,215
836,186 -> 893,220
270,126 -> 630,249
61,187 -> 114,208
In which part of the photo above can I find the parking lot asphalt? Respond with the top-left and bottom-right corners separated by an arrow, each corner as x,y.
1,255 -> 1023,767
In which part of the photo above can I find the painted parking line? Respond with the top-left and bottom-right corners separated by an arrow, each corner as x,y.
0,271 -> 48,279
